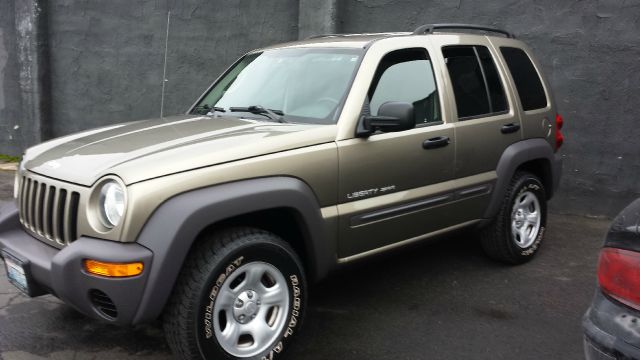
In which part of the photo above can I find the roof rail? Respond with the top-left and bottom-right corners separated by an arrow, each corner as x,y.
413,23 -> 515,38
305,33 -> 342,40
305,32 -> 409,40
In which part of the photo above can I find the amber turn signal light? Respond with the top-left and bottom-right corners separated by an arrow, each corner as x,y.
84,259 -> 144,277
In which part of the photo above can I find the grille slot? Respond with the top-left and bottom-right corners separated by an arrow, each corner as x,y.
68,192 -> 80,241
56,189 -> 67,244
44,186 -> 55,239
36,183 -> 46,234
18,174 -> 81,247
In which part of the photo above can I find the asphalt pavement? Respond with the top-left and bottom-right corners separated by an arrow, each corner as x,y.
0,170 -> 14,202
0,167 -> 609,360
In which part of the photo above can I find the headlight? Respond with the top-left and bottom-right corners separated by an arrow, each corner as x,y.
99,181 -> 125,228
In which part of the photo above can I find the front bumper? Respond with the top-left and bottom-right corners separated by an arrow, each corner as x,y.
0,201 -> 153,324
583,290 -> 640,359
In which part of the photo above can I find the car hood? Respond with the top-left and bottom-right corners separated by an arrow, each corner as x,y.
23,115 -> 336,186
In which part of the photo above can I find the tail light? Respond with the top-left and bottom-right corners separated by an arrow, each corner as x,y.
555,113 -> 564,150
598,247 -> 640,310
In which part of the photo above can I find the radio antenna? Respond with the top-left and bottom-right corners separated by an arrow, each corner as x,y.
160,10 -> 171,118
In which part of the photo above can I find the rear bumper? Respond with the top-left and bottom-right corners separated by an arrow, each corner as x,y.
0,201 -> 153,324
583,290 -> 640,359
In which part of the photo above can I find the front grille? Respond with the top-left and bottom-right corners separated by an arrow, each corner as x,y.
18,174 -> 80,247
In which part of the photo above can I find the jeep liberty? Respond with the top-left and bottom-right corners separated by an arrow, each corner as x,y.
0,24 -> 563,360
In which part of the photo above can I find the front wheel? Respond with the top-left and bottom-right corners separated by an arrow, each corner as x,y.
164,227 -> 306,360
480,171 -> 547,264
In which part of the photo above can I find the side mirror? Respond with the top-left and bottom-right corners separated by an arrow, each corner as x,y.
356,101 -> 415,137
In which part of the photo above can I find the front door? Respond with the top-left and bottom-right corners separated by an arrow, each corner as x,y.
336,46 -> 458,259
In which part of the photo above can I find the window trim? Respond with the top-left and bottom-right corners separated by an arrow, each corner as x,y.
442,44 -> 511,122
457,109 -> 510,122
416,120 -> 444,128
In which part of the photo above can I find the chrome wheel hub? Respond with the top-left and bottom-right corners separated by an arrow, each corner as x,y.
511,191 -> 541,248
213,261 -> 289,358
233,290 -> 261,324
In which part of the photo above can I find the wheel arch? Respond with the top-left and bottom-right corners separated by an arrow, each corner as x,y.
516,158 -> 553,199
131,176 -> 334,324
484,138 -> 558,219
196,207 -> 314,280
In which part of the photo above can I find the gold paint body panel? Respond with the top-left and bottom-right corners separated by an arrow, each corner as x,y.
16,31 -> 554,263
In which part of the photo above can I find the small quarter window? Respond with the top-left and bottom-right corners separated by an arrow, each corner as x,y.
500,47 -> 548,111
442,45 -> 508,120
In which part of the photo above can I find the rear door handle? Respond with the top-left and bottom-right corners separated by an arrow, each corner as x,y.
423,136 -> 450,150
501,123 -> 521,134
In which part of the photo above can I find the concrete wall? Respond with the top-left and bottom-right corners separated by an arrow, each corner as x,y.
47,0 -> 299,137
0,0 -> 639,217
0,0 -> 26,154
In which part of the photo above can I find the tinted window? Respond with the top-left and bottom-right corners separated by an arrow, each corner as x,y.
500,47 -> 547,111
369,48 -> 440,125
476,47 -> 508,113
443,47 -> 489,118
443,46 -> 508,119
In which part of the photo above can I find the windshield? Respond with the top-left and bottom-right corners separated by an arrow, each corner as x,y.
191,48 -> 363,124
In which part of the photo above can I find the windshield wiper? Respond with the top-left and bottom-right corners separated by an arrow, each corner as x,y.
229,105 -> 286,123
193,104 -> 226,115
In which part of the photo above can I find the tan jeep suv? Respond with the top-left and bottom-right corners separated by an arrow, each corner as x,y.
0,24 -> 563,360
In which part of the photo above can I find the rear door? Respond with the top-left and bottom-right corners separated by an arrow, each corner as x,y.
431,36 -> 521,220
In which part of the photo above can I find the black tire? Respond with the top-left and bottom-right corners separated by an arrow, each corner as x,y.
480,171 -> 547,264
164,227 -> 307,360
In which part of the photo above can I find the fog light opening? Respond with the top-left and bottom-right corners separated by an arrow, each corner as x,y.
89,289 -> 118,319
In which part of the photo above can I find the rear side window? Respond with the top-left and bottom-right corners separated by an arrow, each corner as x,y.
500,47 -> 547,111
443,46 -> 508,120
477,47 -> 508,114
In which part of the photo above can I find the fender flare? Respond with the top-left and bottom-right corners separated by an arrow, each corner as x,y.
484,138 -> 561,219
132,176 -> 333,324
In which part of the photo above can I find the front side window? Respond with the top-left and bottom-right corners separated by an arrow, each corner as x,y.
443,45 -> 508,120
368,48 -> 440,126
193,48 -> 363,124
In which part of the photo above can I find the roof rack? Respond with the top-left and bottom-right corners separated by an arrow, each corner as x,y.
306,33 -> 343,40
413,23 -> 515,38
305,32 -> 409,40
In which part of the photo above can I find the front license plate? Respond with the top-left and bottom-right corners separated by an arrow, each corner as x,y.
2,252 -> 29,294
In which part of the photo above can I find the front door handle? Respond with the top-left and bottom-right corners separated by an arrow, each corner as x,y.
501,123 -> 521,134
423,136 -> 450,150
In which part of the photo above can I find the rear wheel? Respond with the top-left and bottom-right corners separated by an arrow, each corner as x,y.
164,227 -> 306,360
480,171 -> 547,264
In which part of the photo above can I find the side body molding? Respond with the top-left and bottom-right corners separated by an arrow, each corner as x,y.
133,177 -> 333,324
484,138 -> 562,219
